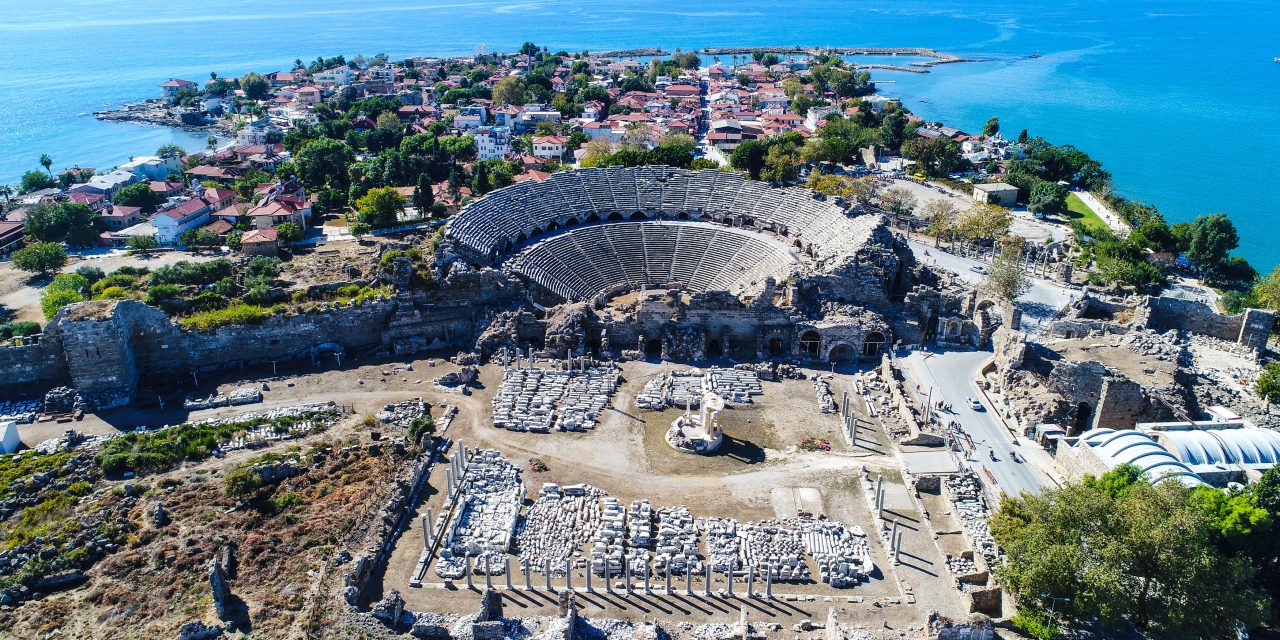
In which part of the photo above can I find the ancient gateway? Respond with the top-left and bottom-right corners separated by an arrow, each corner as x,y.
0,166 -> 923,405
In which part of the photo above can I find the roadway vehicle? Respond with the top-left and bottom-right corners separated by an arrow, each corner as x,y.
989,449 -> 997,461
967,397 -> 984,411
969,265 -> 988,274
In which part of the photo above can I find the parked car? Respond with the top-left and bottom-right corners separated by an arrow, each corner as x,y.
967,397 -> 984,411
969,265 -> 988,274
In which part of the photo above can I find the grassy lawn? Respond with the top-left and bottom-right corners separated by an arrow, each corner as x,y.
1062,192 -> 1111,236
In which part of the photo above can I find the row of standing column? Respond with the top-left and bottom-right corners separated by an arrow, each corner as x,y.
451,556 -> 778,599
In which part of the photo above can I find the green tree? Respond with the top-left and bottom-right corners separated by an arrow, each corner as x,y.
985,239 -> 1031,302
878,108 -> 907,151
275,221 -> 303,243
1256,362 -> 1280,405
983,116 -> 1000,137
12,242 -> 67,274
39,154 -> 53,178
729,140 -> 768,180
19,170 -> 55,194
126,234 -> 158,254
224,466 -> 262,499
413,173 -> 435,214
1028,181 -> 1068,214
297,138 -> 355,190
240,72 -> 270,100
355,187 -> 406,228
955,203 -> 1013,242
902,136 -> 963,177
24,201 -> 99,244
760,145 -> 801,183
348,220 -> 371,240
992,465 -> 1270,637
879,187 -> 917,216
1185,213 -> 1239,280
155,144 -> 186,158
492,76 -> 526,105
113,183 -> 163,213
0,184 -> 12,204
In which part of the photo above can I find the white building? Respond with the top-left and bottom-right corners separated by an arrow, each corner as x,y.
472,126 -> 512,160
70,170 -> 137,199
531,135 -> 567,159
455,105 -> 487,129
119,156 -> 183,181
314,67 -> 354,86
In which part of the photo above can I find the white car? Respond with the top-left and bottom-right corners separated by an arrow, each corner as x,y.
967,397 -> 984,411
969,265 -> 988,274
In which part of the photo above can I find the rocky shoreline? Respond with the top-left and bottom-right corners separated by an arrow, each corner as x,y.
94,98 -> 234,136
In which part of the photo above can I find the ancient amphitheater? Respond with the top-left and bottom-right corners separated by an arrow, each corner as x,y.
444,166 -> 910,363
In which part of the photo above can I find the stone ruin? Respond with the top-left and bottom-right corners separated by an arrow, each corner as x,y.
490,361 -> 619,433
635,366 -> 762,410
665,392 -> 726,455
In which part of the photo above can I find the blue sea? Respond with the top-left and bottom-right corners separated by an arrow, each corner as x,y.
1,0 -> 1278,270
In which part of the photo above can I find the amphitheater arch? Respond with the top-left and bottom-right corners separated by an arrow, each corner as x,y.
828,342 -> 855,363
517,232 -> 529,244
644,338 -> 662,359
706,338 -> 724,358
767,337 -> 786,357
607,211 -> 625,221
546,220 -> 560,233
863,331 -> 886,357
799,330 -> 821,357
630,211 -> 647,220
586,212 -> 602,223
677,211 -> 690,220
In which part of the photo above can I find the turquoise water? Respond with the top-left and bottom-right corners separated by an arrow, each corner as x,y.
1,0 -> 1277,269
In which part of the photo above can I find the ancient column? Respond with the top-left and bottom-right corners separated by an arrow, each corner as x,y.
505,558 -> 512,590
524,559 -> 532,590
705,564 -> 712,596
565,559 -> 573,591
545,559 -> 553,592
465,556 -> 474,589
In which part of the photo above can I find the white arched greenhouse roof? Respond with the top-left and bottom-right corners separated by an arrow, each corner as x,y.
1161,428 -> 1280,469
1079,429 -> 1205,487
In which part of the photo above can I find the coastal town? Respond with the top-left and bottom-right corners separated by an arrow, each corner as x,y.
0,44 -> 1277,640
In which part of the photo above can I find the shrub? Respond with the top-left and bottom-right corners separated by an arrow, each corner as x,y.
41,289 -> 83,319
91,274 -> 136,295
74,266 -> 105,283
0,321 -> 41,339
188,291 -> 230,312
178,303 -> 270,331
145,284 -> 180,306
1010,612 -> 1058,640
224,466 -> 262,499
95,286 -> 128,300
150,259 -> 233,286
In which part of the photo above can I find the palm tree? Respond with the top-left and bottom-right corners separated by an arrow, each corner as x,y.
0,184 -> 11,204
39,154 -> 52,178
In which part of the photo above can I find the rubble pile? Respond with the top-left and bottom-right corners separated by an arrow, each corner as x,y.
735,361 -> 805,381
433,365 -> 479,390
795,519 -> 873,588
589,497 -> 628,577
625,499 -> 653,573
376,399 -> 430,427
701,517 -> 741,574
436,450 -> 525,579
635,367 -> 762,410
41,387 -> 82,414
183,386 -> 263,411
812,375 -> 838,414
944,474 -> 998,564
1120,330 -> 1181,361
492,366 -> 619,432
945,555 -> 978,575
0,399 -> 41,423
653,506 -> 701,574
517,482 -> 602,575
738,520 -> 809,581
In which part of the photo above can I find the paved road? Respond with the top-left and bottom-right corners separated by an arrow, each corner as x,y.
901,349 -> 1050,497
907,239 -> 1077,338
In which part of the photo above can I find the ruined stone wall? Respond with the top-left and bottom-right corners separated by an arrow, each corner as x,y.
0,339 -> 67,393
1141,296 -> 1273,352
1092,377 -> 1157,430
1055,440 -> 1112,482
